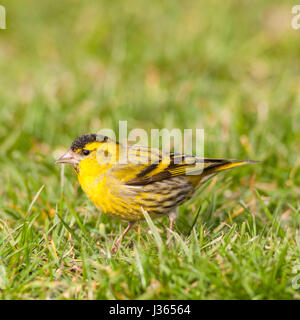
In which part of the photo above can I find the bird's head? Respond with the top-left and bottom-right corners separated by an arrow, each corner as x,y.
56,134 -> 119,172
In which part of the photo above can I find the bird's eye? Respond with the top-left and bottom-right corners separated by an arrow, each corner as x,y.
82,149 -> 90,156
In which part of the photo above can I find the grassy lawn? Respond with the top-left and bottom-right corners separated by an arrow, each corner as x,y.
0,0 -> 300,299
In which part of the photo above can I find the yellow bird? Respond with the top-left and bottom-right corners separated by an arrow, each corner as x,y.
56,133 -> 257,253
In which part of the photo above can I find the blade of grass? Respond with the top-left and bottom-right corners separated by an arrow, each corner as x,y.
141,208 -> 163,251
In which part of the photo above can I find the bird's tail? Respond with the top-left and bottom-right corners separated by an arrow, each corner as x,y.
203,159 -> 259,176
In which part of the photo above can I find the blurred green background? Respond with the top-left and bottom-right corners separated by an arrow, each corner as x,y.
0,0 -> 300,299
1,0 -> 300,211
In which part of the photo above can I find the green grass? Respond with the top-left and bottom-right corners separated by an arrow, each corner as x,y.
1,0 -> 300,299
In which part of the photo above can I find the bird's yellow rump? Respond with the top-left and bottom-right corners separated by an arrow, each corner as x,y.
56,133 -> 257,253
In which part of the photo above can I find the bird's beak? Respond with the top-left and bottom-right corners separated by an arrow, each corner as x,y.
55,150 -> 79,165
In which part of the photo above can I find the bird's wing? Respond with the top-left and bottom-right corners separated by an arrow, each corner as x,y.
118,145 -> 253,186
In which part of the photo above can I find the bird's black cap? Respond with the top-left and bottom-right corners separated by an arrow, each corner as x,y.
70,134 -> 107,151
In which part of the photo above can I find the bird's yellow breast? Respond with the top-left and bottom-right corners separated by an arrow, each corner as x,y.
77,157 -> 143,220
